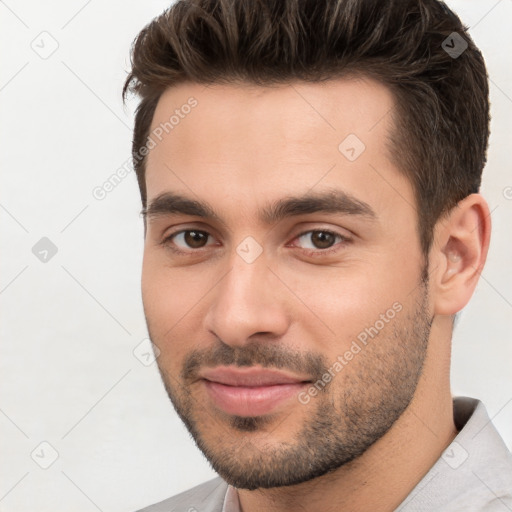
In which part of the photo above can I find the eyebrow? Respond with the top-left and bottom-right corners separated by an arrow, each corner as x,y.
141,189 -> 377,225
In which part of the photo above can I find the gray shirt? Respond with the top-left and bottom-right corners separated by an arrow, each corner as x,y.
137,396 -> 512,512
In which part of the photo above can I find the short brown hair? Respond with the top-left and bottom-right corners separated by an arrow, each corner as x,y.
122,0 -> 490,254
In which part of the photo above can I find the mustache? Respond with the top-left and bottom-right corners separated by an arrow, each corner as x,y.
181,341 -> 329,383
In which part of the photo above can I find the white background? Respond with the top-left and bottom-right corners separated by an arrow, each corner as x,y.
1,1 -> 511,511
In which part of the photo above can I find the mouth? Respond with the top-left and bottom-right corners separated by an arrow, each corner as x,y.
199,366 -> 312,417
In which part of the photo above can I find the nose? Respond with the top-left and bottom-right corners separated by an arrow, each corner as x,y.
203,250 -> 290,347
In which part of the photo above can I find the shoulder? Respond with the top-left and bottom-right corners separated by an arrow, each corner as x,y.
135,476 -> 229,512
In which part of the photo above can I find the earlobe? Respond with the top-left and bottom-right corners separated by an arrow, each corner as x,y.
433,194 -> 491,315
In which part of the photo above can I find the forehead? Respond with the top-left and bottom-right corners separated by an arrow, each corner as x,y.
148,78 -> 396,158
144,78 -> 412,227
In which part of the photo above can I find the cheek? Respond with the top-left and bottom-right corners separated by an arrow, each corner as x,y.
277,258 -> 415,354
142,250 -> 204,322
141,253 -> 224,368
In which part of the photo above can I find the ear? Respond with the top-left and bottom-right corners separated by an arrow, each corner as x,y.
430,194 -> 491,315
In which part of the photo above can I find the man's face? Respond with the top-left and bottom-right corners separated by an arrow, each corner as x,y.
141,78 -> 433,489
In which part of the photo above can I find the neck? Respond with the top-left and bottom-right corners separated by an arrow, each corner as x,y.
237,318 -> 457,512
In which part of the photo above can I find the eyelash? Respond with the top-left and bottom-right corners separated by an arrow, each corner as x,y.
160,228 -> 351,257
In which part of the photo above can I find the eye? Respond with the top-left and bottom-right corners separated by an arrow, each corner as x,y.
291,229 -> 350,255
162,229 -> 216,253
161,228 -> 350,257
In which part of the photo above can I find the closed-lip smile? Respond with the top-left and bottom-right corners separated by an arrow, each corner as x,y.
199,366 -> 312,417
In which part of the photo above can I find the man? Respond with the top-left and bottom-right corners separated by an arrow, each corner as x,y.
123,0 -> 512,510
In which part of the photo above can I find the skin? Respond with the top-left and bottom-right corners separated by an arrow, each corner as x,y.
141,78 -> 491,512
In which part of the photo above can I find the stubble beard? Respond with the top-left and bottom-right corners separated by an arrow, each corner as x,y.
150,279 -> 432,490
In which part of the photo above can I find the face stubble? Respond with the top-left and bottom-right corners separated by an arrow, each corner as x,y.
147,272 -> 432,490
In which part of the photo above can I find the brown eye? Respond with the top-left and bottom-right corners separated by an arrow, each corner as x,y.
164,230 -> 213,251
310,231 -> 336,249
183,230 -> 209,248
296,230 -> 342,250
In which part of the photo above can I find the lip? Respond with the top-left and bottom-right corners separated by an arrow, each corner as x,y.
200,366 -> 310,386
200,366 -> 311,417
